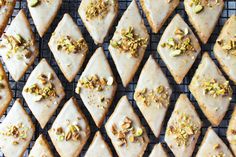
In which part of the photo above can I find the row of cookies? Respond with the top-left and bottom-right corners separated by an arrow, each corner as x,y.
0,0 -> 228,86
1,95 -> 235,157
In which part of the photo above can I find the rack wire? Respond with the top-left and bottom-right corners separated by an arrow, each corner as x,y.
0,0 -> 236,156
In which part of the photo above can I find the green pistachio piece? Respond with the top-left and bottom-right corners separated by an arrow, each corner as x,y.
194,4 -> 204,14
170,49 -> 182,57
29,0 -> 39,7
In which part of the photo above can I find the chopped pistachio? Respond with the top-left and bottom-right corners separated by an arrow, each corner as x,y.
0,34 -> 32,60
0,123 -> 29,144
57,36 -> 86,54
29,0 -> 40,7
134,85 -> 170,108
218,38 -> 236,55
110,26 -> 148,58
201,79 -> 232,97
194,4 -> 204,13
167,112 -> 200,146
170,49 -> 182,57
54,123 -> 82,142
24,75 -> 57,101
111,117 -> 144,147
107,76 -> 114,86
75,86 -> 81,94
76,75 -> 109,92
85,0 -> 110,20
161,28 -> 195,57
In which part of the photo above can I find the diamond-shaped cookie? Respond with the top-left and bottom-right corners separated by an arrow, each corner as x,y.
184,0 -> 224,44
140,0 -> 179,33
189,52 -> 232,126
149,143 -> 168,157
29,134 -> 54,157
85,131 -> 112,157
49,13 -> 88,82
27,0 -> 62,37
0,9 -> 39,81
214,15 -> 236,84
0,99 -> 35,157
22,59 -> 65,128
196,127 -> 233,157
0,0 -> 16,36
227,107 -> 236,156
105,96 -> 149,157
165,94 -> 201,157
75,47 -> 117,127
109,0 -> 149,87
48,97 -> 90,157
0,62 -> 12,117
78,0 -> 118,44
157,14 -> 201,84
134,55 -> 172,137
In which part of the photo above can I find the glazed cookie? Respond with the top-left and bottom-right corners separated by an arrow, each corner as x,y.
85,131 -> 112,157
140,0 -> 179,33
0,61 -> 12,117
149,143 -> 168,157
0,9 -> 39,81
184,0 -> 224,44
214,15 -> 236,84
157,14 -> 201,84
27,0 -> 62,37
105,96 -> 149,157
109,0 -> 149,87
165,94 -> 201,157
0,99 -> 35,157
48,97 -> 90,157
29,135 -> 54,157
78,0 -> 118,44
22,59 -> 65,128
0,0 -> 16,36
49,13 -> 88,82
227,106 -> 236,156
134,55 -> 172,137
189,52 -> 232,126
196,127 -> 233,157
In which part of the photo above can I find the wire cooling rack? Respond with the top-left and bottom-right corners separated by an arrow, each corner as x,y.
0,0 -> 236,156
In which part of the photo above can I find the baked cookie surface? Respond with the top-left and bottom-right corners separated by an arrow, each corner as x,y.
184,0 -> 224,44
140,0 -> 179,33
165,94 -> 201,157
22,59 -> 65,128
227,107 -> 236,156
48,97 -> 90,157
49,13 -> 88,82
0,61 -> 12,117
214,15 -> 236,84
27,0 -> 62,37
157,14 -> 201,84
109,0 -> 149,87
78,0 -> 118,44
29,134 -> 54,157
149,143 -> 168,157
105,96 -> 149,157
0,9 -> 39,81
0,99 -> 35,157
196,127 -> 233,157
75,47 -> 117,127
85,131 -> 112,157
0,0 -> 16,36
134,55 -> 172,137
189,52 -> 232,126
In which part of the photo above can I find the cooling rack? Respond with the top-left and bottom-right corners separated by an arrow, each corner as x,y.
0,0 -> 236,156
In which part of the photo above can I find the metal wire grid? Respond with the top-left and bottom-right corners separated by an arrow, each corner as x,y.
0,0 -> 235,156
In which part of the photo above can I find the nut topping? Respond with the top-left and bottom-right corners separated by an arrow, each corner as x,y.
110,26 -> 148,57
134,85 -> 170,108
85,0 -> 110,20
